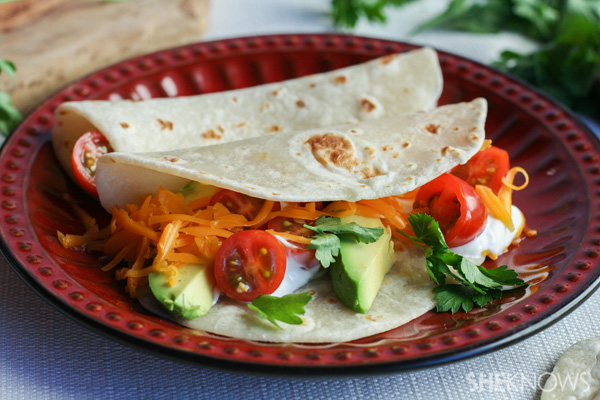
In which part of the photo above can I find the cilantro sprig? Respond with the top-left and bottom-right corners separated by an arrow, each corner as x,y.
399,213 -> 528,313
247,291 -> 313,329
0,59 -> 22,137
303,216 -> 384,268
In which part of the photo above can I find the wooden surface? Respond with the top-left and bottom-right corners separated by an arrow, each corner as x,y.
0,0 -> 211,113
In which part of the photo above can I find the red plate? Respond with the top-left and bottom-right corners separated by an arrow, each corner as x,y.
2,34 -> 599,375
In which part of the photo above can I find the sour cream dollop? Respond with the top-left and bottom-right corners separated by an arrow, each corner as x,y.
271,236 -> 324,297
451,205 -> 524,265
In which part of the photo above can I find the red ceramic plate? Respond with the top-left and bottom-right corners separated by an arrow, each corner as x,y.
2,34 -> 600,375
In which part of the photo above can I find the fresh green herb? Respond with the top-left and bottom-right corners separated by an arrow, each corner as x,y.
304,216 -> 384,268
0,59 -> 22,137
247,291 -> 313,329
331,0 -> 419,28
399,213 -> 527,313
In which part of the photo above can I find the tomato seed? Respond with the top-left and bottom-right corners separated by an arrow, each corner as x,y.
259,248 -> 268,256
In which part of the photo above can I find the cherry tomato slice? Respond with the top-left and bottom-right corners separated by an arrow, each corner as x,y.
451,146 -> 510,193
210,189 -> 264,220
214,230 -> 286,302
413,174 -> 488,247
71,130 -> 113,198
267,217 -> 315,238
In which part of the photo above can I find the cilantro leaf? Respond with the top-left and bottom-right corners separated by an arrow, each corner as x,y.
307,216 -> 384,244
0,60 -> 16,79
304,216 -> 385,268
401,213 -> 528,314
0,92 -> 22,137
433,285 -> 475,313
247,291 -> 313,329
307,233 -> 340,268
331,0 -> 419,28
0,59 -> 22,137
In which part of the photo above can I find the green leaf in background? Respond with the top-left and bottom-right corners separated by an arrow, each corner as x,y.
331,0 -> 419,28
0,60 -> 17,79
0,59 -> 22,137
0,92 -> 22,137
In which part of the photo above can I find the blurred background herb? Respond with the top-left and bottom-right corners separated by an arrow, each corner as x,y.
331,0 -> 600,114
0,60 -> 23,137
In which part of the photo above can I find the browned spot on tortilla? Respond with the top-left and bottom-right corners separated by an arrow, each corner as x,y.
306,133 -> 359,171
393,153 -> 399,159
58,110 -> 67,116
296,153 -> 301,156
232,96 -> 238,102
403,88 -> 410,94
217,124 -> 225,133
267,125 -> 281,133
245,185 -> 257,190
202,129 -> 222,139
261,103 -> 271,111
350,129 -> 357,133
361,167 -> 382,179
406,176 -> 413,181
157,119 -> 173,131
333,75 -> 347,84
326,296 -> 337,304
233,122 -> 246,128
296,100 -> 305,108
309,83 -> 316,88
360,184 -> 367,188
361,99 -> 375,112
365,314 -> 378,321
163,157 -> 179,162
402,142 -> 410,148
453,127 -> 459,131
471,134 -> 480,141
441,146 -> 450,156
425,124 -> 440,134
382,145 -> 392,152
379,54 -> 397,65
109,157 -> 116,163
436,158 -> 442,162
272,192 -> 280,196
272,90 -> 279,96
120,122 -> 130,128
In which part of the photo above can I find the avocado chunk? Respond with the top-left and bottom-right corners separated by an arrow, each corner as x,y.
149,263 -> 217,319
329,215 -> 395,313
179,181 -> 218,203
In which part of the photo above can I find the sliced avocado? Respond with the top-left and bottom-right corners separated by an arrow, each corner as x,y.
329,215 -> 395,313
149,263 -> 217,319
179,181 -> 218,203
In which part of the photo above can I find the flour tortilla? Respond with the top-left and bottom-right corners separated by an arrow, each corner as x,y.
97,99 -> 487,210
95,99 -> 486,343
52,48 -> 442,179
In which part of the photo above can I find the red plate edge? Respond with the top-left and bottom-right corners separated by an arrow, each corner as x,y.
1,34 -> 600,376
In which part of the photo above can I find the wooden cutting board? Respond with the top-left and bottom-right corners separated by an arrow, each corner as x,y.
0,0 -> 211,114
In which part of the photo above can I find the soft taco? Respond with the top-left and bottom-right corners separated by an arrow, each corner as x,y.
52,48 -> 443,196
60,99 -> 530,343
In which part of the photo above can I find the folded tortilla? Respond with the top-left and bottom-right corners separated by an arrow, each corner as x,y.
95,99 -> 487,343
52,48 -> 442,179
